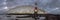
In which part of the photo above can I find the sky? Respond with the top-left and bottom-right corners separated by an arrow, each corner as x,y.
0,0 -> 60,14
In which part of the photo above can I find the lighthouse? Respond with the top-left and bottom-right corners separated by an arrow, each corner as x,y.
33,1 -> 39,20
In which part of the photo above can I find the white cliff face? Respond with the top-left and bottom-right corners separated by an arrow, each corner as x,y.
6,5 -> 45,14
